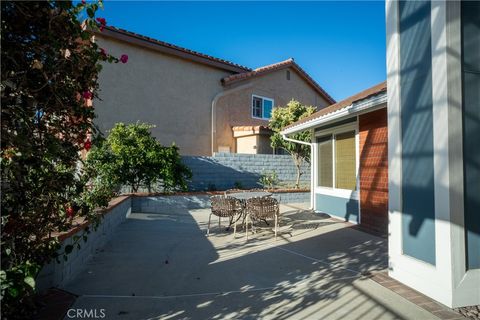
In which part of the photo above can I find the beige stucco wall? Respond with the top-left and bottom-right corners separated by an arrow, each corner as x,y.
93,36 -> 234,156
215,67 -> 331,153
236,135 -> 258,154
257,135 -> 274,154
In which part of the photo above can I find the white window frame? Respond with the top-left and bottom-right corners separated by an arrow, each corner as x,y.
314,121 -> 360,200
251,95 -> 274,120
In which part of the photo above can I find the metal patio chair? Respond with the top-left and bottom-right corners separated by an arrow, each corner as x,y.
245,196 -> 280,240
208,196 -> 243,237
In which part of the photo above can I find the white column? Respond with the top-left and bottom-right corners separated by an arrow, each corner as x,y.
386,0 -> 480,308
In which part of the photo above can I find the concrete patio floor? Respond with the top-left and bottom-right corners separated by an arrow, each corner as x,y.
64,196 -> 439,320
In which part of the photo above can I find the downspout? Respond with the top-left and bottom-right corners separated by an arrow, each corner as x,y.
211,83 -> 253,155
281,133 -> 315,210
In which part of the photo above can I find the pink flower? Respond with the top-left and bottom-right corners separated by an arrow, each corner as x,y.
66,206 -> 75,218
82,0 -> 86,4
96,17 -> 106,31
82,91 -> 92,100
120,54 -> 128,63
100,48 -> 107,57
96,17 -> 106,26
84,139 -> 92,151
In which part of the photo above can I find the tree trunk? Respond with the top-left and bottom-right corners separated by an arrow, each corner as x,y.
292,154 -> 303,189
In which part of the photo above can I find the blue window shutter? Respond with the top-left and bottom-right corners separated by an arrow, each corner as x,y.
263,99 -> 273,119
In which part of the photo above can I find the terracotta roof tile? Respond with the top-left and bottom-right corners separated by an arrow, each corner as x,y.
232,125 -> 271,132
96,26 -> 251,73
284,81 -> 387,131
222,58 -> 335,104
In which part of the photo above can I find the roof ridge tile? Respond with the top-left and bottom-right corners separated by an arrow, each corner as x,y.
222,59 -> 335,104
98,26 -> 252,72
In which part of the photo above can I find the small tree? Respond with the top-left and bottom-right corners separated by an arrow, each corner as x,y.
269,100 -> 316,189
86,123 -> 192,193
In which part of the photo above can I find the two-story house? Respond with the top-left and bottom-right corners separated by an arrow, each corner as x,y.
93,26 -> 334,155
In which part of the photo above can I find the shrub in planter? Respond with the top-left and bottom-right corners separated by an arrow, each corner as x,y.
259,170 -> 279,189
86,123 -> 192,193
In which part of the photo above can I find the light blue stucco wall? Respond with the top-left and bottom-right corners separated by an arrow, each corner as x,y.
462,0 -> 480,270
315,193 -> 359,224
399,0 -> 436,266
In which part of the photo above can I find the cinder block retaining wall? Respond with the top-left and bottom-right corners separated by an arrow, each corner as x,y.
182,153 -> 310,191
36,192 -> 309,291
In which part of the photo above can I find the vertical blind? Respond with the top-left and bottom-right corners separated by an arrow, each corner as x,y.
317,136 -> 333,187
335,131 -> 356,190
317,131 -> 357,191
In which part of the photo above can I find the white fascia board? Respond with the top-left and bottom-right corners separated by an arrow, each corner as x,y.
281,91 -> 387,135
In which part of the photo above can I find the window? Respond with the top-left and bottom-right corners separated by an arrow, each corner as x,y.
317,135 -> 333,187
316,130 -> 357,191
252,95 -> 274,119
335,131 -> 356,190
286,70 -> 291,80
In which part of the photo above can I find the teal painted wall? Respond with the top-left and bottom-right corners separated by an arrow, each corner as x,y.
462,1 -> 480,270
399,0 -> 436,265
315,193 -> 359,223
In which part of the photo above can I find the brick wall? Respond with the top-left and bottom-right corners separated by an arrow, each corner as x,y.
182,153 -> 310,191
359,108 -> 389,236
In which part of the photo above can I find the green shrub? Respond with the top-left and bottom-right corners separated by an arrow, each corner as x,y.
233,181 -> 244,189
259,170 -> 279,189
86,123 -> 192,193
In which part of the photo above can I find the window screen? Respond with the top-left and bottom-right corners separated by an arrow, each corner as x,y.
335,131 -> 356,190
252,97 -> 262,118
317,135 -> 333,187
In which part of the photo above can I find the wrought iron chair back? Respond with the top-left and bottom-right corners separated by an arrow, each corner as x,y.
208,196 -> 243,236
210,196 -> 242,217
246,196 -> 279,220
245,196 -> 280,239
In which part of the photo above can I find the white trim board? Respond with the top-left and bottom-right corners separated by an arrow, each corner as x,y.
282,92 -> 387,135
251,94 -> 274,120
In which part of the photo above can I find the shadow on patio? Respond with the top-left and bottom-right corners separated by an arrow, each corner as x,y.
63,198 -> 434,320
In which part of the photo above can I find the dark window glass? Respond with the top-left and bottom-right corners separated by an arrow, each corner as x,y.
252,97 -> 262,118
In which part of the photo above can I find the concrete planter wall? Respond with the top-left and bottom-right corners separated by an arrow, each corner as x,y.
131,191 -> 310,213
36,197 -> 131,293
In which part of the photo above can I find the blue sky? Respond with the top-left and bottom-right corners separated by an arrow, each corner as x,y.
99,1 -> 386,101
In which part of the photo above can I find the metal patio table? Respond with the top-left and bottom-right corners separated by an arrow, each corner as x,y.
228,191 -> 272,200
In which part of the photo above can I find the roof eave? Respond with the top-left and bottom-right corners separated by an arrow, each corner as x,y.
95,27 -> 251,73
281,91 -> 387,135
222,61 -> 335,104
